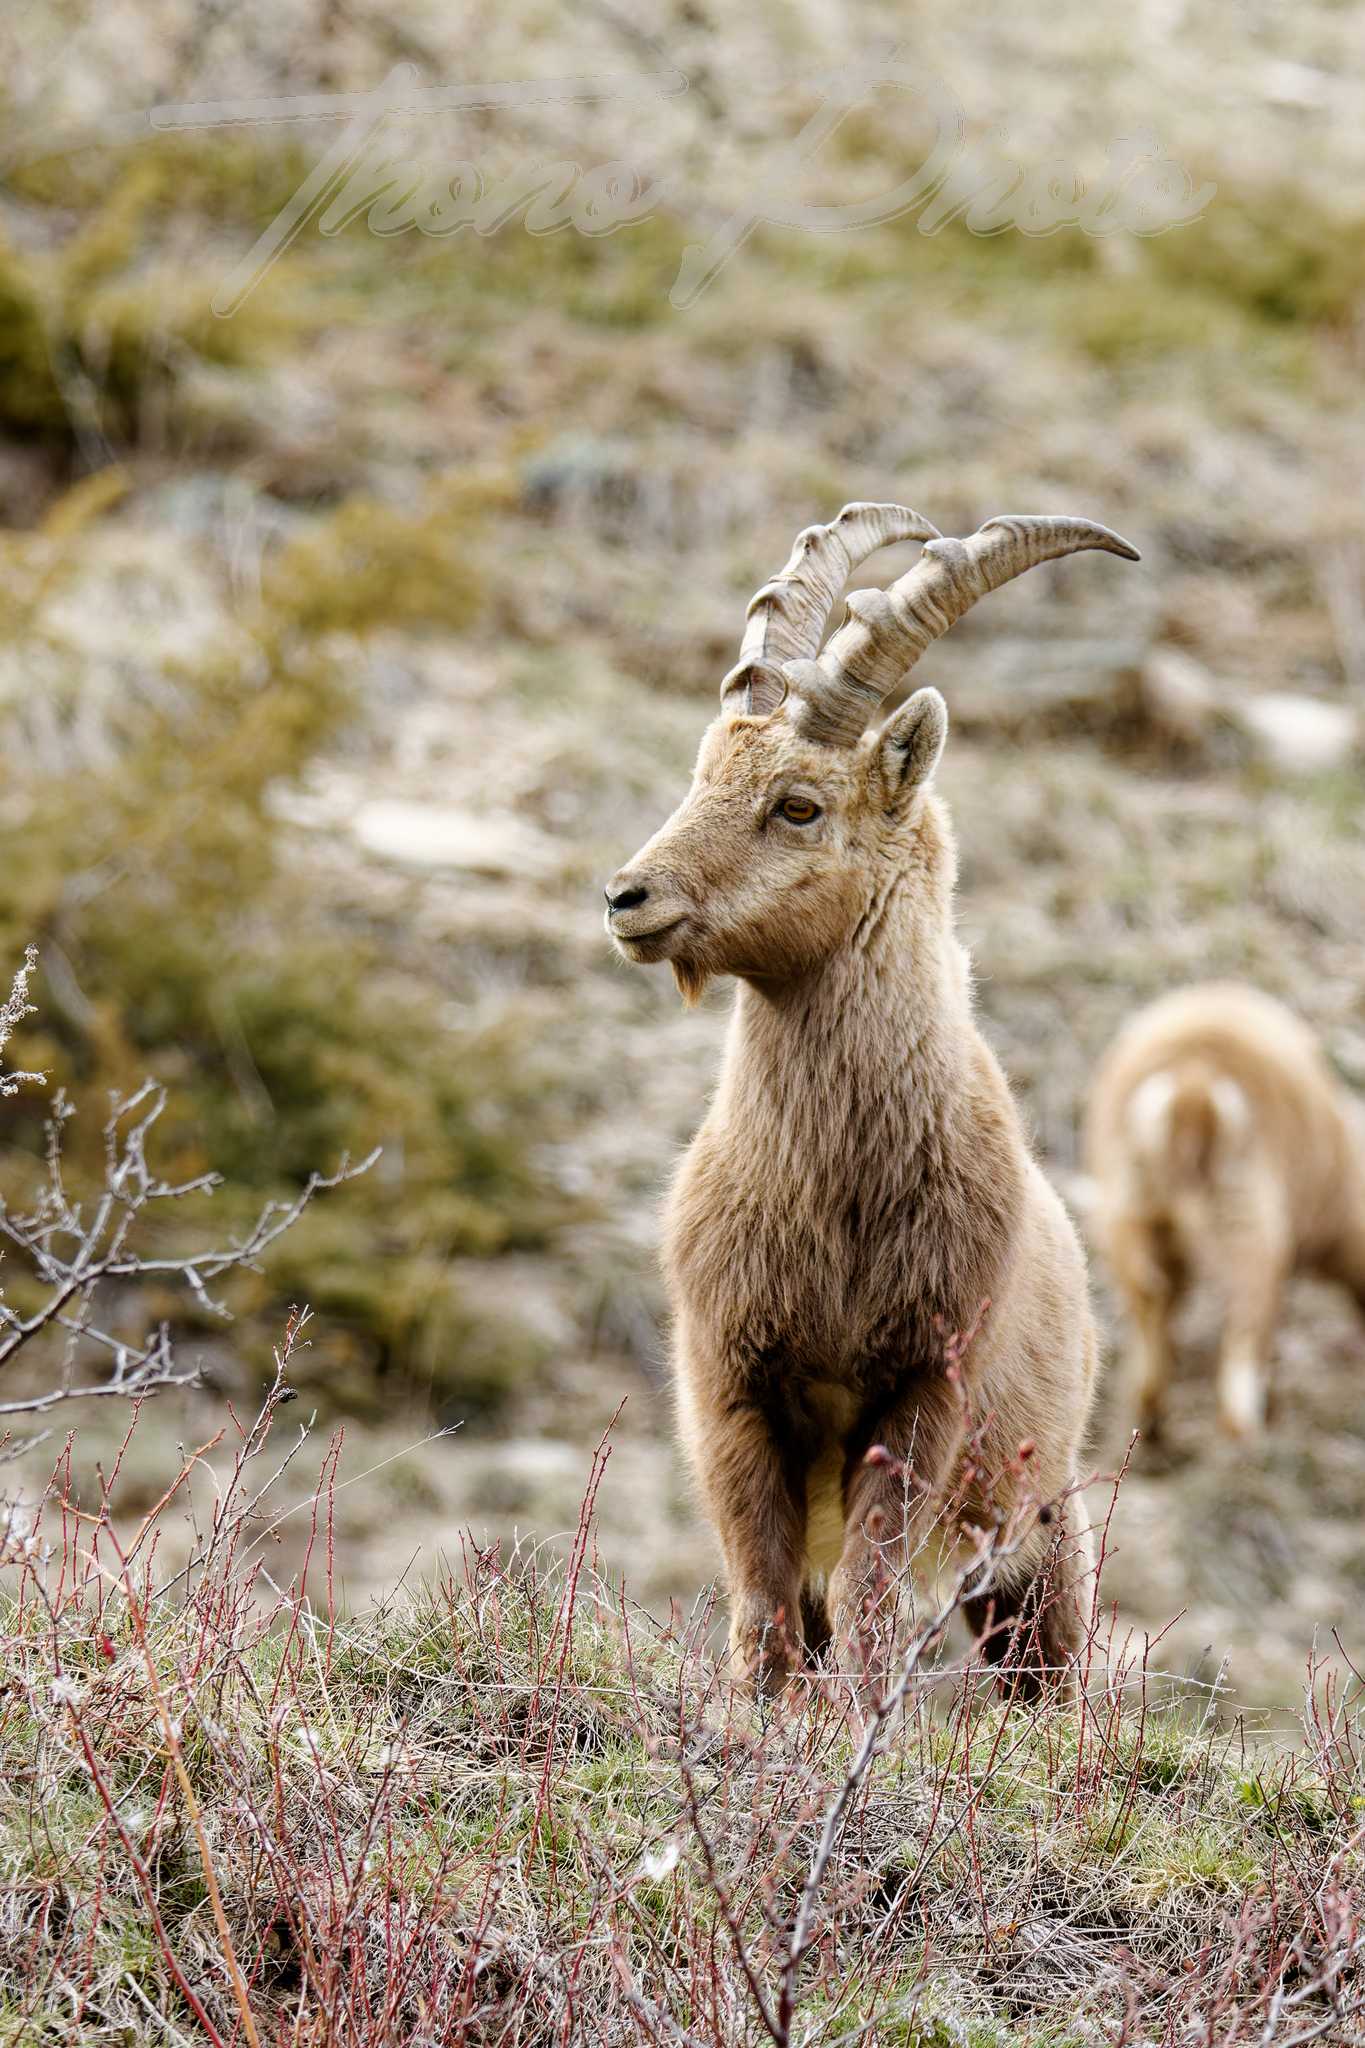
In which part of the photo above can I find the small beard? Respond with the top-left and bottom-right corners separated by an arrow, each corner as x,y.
671,958 -> 711,1008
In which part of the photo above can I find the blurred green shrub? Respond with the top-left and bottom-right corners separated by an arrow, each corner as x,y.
0,145 -> 308,452
1,482 -> 562,1415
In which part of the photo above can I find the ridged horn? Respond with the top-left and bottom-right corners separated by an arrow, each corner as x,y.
793,513 -> 1141,746
720,502 -> 942,717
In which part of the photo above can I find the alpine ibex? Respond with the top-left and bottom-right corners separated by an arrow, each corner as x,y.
604,503 -> 1139,1692
1086,984 -> 1365,1442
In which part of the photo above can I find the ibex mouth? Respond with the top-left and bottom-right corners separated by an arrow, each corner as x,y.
611,915 -> 688,960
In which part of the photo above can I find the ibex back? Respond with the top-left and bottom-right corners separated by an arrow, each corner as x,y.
605,504 -> 1139,1694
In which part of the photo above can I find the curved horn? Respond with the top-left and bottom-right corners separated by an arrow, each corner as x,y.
720,502 -> 941,717
793,513 -> 1141,746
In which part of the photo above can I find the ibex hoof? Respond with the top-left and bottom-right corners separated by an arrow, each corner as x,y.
730,1619 -> 797,1697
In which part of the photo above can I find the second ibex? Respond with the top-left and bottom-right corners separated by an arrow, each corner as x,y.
605,503 -> 1139,1694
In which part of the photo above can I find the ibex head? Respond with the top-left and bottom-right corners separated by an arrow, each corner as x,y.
605,503 -> 1138,1003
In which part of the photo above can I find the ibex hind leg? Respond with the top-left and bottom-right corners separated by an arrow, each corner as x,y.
1203,1198 -> 1289,1440
1108,1213 -> 1186,1446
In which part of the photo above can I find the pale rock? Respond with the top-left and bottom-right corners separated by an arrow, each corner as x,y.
1235,693 -> 1359,774
351,799 -> 559,877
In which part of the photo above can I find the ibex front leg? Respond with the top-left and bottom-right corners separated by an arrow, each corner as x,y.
677,1363 -> 806,1694
829,1372 -> 969,1683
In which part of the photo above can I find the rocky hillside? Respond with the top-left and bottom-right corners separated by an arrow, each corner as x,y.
2,0 -> 1365,1716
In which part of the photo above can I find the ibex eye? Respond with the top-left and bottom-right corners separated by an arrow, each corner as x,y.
777,797 -> 820,824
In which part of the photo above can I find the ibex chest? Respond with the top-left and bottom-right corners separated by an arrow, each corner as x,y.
669,1162 -> 968,1388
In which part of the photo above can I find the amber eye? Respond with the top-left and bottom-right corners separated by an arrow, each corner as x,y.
777,796 -> 821,824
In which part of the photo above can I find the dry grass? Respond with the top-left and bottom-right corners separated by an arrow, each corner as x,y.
3,1352 -> 1365,2047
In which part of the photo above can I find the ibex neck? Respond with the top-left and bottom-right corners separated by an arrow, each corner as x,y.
723,865 -> 972,1141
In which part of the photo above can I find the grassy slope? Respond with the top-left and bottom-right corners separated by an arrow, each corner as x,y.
2,31 -> 1365,2040
3,1401 -> 1362,2047
6,126 -> 1365,1698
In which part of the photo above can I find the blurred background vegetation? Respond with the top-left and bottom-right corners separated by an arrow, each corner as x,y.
2,0 -> 1364,1707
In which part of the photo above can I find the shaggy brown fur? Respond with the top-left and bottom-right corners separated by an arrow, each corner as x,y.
605,692 -> 1097,1693
1085,984 -> 1365,1442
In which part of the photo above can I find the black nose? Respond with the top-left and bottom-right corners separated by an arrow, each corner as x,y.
605,883 -> 648,913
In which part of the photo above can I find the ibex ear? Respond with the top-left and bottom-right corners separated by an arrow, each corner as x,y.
874,688 -> 948,811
